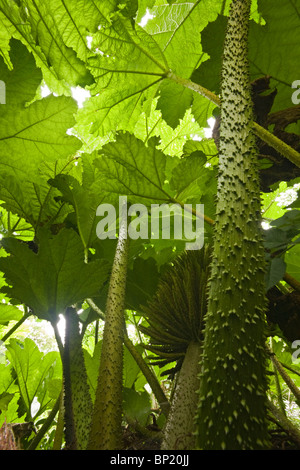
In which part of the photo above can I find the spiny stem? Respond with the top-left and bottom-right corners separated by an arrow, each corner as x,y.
195,0 -> 270,449
88,200 -> 129,450
63,307 -> 93,450
268,346 -> 300,404
167,73 -> 300,168
86,298 -> 170,417
167,71 -> 221,107
161,341 -> 202,450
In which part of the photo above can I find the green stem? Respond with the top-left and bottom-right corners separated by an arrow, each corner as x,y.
268,347 -> 300,405
270,340 -> 286,416
0,311 -> 31,343
279,361 -> 300,379
283,273 -> 300,293
124,334 -> 170,417
167,75 -> 300,168
86,298 -> 105,321
195,0 -> 270,450
88,201 -> 129,450
167,71 -> 220,107
267,400 -> 300,447
26,392 -> 62,450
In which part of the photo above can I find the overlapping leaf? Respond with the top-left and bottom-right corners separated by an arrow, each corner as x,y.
193,0 -> 300,114
0,39 -> 42,107
93,132 -> 216,214
0,303 -> 22,325
134,98 -> 204,157
249,0 -> 300,112
143,0 -> 221,127
170,151 -> 216,203
6,338 -> 61,418
145,0 -> 221,78
94,133 -> 172,205
32,0 -> 119,64
78,15 -> 168,136
48,170 -> 108,251
0,170 -> 70,230
0,38 -> 82,227
0,0 -> 93,89
0,94 -> 81,174
0,229 -> 110,321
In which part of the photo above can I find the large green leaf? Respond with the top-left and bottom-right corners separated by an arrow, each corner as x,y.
76,1 -> 224,135
170,152 -> 216,202
0,229 -> 110,321
122,387 -> 152,427
0,39 -> 42,107
145,0 -> 221,78
0,362 -> 18,424
78,14 -> 168,136
144,0 -> 221,127
134,98 -> 203,157
0,38 -> 82,233
0,170 -> 70,231
48,161 -> 110,251
249,0 -> 300,112
29,0 -> 119,64
0,0 -> 93,89
0,89 -> 80,228
0,7 -> 15,68
93,132 -> 215,215
0,94 -> 81,176
0,303 -> 22,325
94,133 -> 172,205
6,338 -> 61,418
156,80 -> 193,128
285,244 -> 300,283
126,257 -> 160,311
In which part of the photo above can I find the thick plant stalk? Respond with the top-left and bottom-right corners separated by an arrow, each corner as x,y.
161,341 -> 202,450
63,307 -> 93,450
88,201 -> 129,450
195,0 -> 269,450
86,298 -> 170,417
